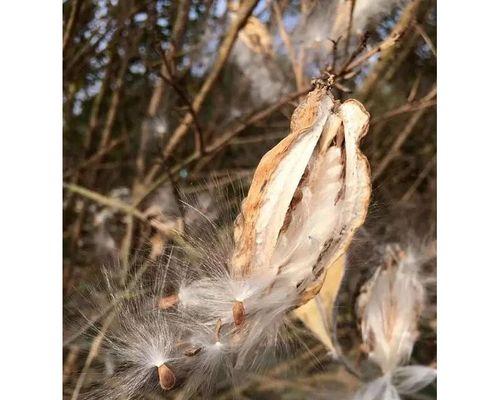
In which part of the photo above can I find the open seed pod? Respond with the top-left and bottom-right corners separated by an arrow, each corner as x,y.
231,86 -> 371,306
356,244 -> 426,373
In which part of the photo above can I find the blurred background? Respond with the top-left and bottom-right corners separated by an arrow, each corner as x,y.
63,0 -> 436,398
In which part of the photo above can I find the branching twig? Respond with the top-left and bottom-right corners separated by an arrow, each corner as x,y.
159,72 -> 205,155
136,0 -> 191,178
63,183 -> 182,238
65,137 -> 125,179
400,154 -> 436,203
133,87 -> 310,210
338,32 -> 369,75
373,106 -> 428,181
415,22 -> 436,57
145,0 -> 259,184
372,84 -> 436,124
354,0 -> 422,100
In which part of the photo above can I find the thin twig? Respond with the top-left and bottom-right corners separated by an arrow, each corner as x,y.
400,154 -> 436,203
133,87 -> 310,209
372,107 -> 428,181
343,0 -> 357,57
63,0 -> 83,53
273,2 -> 304,89
159,72 -> 205,155
338,32 -> 369,74
329,36 -> 342,73
354,0 -> 422,99
70,311 -> 116,400
65,137 -> 125,179
64,183 -> 148,222
408,73 -> 422,102
372,99 -> 435,124
372,84 -> 436,123
63,183 -> 183,238
145,0 -> 259,183
98,53 -> 130,150
415,22 -> 436,57
342,30 -> 402,76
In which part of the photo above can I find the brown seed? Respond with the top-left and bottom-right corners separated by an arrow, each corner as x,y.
232,301 -> 246,326
157,364 -> 176,390
158,294 -> 178,310
214,318 -> 222,341
184,346 -> 202,357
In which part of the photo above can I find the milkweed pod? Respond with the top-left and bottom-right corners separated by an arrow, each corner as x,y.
356,245 -> 426,373
231,86 -> 371,305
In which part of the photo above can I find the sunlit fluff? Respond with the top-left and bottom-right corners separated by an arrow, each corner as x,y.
354,244 -> 436,400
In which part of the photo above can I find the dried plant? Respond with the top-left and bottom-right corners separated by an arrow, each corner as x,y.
77,84 -> 372,399
354,244 -> 436,400
63,1 -> 436,398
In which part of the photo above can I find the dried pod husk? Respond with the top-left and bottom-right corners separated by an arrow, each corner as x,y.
231,86 -> 371,305
157,364 -> 176,391
294,255 -> 346,356
355,245 -> 425,373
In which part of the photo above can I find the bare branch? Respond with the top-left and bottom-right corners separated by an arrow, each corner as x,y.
146,0 -> 260,184
63,0 -> 83,53
373,106 -> 428,181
